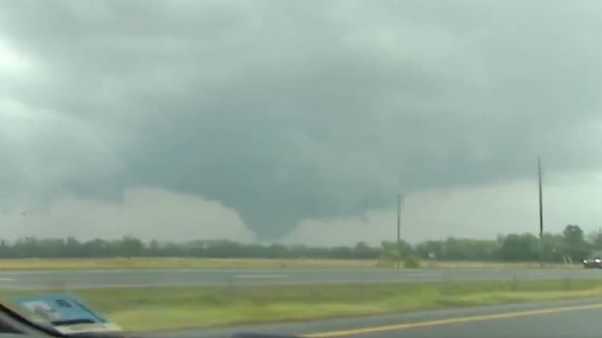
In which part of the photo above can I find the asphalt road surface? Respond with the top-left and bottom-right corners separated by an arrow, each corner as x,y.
0,267 -> 601,289
140,298 -> 602,338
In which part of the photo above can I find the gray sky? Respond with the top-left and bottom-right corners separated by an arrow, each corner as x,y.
2,0 -> 602,244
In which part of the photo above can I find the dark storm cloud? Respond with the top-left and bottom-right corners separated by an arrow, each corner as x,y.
2,0 -> 602,238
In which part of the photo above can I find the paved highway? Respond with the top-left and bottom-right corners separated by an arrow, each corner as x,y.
142,298 -> 602,338
0,267 -> 600,289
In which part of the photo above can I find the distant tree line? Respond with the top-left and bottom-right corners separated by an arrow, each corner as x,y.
0,225 -> 600,262
410,224 -> 599,263
0,237 -> 382,260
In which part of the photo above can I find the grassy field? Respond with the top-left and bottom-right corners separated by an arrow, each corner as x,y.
3,279 -> 602,331
0,258 -> 379,270
0,258 -> 579,271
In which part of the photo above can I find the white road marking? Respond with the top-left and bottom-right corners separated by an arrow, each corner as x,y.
0,278 -> 15,281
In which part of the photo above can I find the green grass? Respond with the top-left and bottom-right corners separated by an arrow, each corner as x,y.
0,258 -> 580,271
0,258 -> 379,270
3,279 -> 602,332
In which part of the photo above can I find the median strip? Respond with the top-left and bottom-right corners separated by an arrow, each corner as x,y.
234,274 -> 289,279
4,279 -> 602,331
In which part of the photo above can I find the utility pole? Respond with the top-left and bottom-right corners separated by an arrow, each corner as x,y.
538,157 -> 544,267
396,193 -> 403,270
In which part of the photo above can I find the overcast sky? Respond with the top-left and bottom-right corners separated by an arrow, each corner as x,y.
2,1 -> 602,244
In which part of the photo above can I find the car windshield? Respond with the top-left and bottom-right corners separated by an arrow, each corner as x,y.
1,1 -> 602,338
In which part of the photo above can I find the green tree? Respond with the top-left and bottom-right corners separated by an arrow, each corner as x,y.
441,238 -> 499,261
415,240 -> 444,259
499,233 -> 539,261
118,236 -> 145,257
588,229 -> 602,250
563,225 -> 590,261
542,233 -> 565,262
353,242 -> 380,259
381,240 -> 413,259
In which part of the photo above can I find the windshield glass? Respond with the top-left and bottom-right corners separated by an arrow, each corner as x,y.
1,1 -> 602,337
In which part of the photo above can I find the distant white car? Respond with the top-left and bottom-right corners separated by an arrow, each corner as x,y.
583,256 -> 602,268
